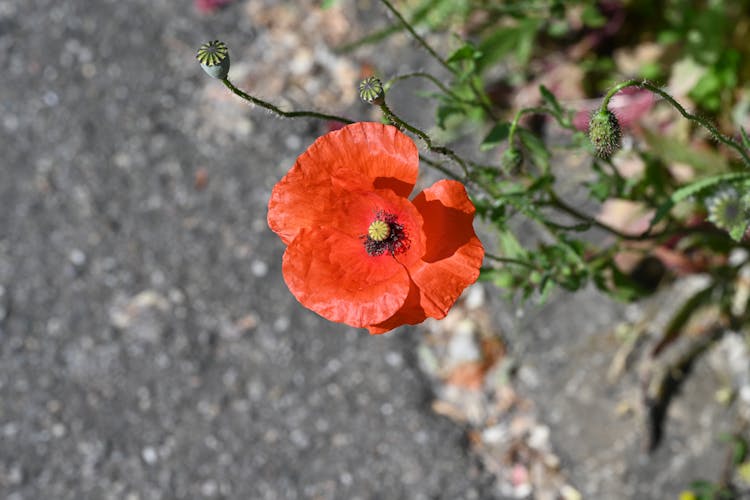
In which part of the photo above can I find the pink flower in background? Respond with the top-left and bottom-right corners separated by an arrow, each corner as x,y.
195,0 -> 234,14
574,88 -> 656,132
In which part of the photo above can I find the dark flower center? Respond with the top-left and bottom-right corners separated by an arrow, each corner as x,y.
362,210 -> 409,256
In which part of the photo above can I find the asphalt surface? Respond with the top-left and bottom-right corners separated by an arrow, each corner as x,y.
0,1 -> 500,498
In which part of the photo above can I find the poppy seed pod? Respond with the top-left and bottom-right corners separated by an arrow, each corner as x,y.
588,109 -> 621,158
359,76 -> 385,106
196,40 -> 230,80
707,187 -> 747,232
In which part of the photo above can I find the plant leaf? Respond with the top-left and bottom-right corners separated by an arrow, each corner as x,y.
480,122 -> 511,151
539,85 -> 564,119
518,128 -> 550,171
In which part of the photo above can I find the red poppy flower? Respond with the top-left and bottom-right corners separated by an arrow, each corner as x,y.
267,122 -> 484,334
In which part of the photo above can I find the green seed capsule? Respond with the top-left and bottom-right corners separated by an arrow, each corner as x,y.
197,40 -> 230,80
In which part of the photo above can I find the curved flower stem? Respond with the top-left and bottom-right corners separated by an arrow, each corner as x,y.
380,101 -> 472,179
601,79 -> 750,166
508,105 -> 577,147
385,72 -> 471,104
419,155 -> 462,181
222,78 -> 354,124
377,0 -> 497,120
545,190 -> 671,241
508,106 -> 551,146
222,78 -> 464,182
378,0 -> 455,75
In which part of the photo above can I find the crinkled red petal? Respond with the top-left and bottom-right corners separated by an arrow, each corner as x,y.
408,180 -> 484,319
282,227 -> 410,327
268,122 -> 418,244
281,189 -> 426,328
370,180 -> 485,333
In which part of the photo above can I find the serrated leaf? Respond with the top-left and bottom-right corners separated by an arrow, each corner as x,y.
480,122 -> 511,151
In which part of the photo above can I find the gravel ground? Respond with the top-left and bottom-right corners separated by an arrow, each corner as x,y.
0,1 -> 501,498
4,1 -> 749,499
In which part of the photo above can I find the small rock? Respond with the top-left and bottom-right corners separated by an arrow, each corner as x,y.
109,290 -> 170,342
142,446 -> 158,465
250,260 -> 268,277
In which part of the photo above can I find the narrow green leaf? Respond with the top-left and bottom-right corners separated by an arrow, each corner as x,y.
539,85 -> 564,119
648,171 -> 750,230
480,122 -> 511,151
518,128 -> 550,171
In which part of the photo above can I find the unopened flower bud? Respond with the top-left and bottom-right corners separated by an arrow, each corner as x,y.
501,147 -> 523,173
359,76 -> 385,106
196,40 -> 230,80
588,109 -> 621,158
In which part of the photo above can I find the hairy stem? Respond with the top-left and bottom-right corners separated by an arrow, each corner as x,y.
377,0 -> 497,119
385,72 -> 470,104
377,0 -> 455,75
380,101 -> 471,179
601,80 -> 750,166
222,79 -> 354,124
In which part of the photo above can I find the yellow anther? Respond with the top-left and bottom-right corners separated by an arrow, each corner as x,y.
368,220 -> 390,242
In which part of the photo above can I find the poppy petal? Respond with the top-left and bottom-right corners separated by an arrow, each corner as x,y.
282,227 -> 412,328
407,180 -> 485,319
365,278 -> 424,334
268,122 -> 418,244
312,122 -> 419,196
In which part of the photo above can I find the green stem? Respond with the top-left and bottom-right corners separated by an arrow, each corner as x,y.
222,79 -> 354,124
380,101 -> 471,179
601,79 -> 750,166
508,106 -> 550,147
376,0 -> 497,120
507,105 -> 576,148
546,190 -> 666,241
419,155 -> 462,181
223,78 -> 464,181
484,252 -> 537,270
385,72 -> 470,104
377,0 -> 455,75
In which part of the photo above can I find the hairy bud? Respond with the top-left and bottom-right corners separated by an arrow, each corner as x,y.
588,109 -> 621,158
